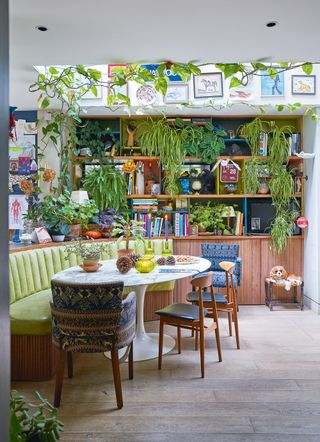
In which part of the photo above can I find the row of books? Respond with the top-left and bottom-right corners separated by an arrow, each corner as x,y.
258,132 -> 301,156
174,213 -> 189,237
132,213 -> 163,237
132,198 -> 158,211
288,133 -> 301,155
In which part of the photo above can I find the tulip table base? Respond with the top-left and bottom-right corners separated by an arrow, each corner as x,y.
105,284 -> 176,362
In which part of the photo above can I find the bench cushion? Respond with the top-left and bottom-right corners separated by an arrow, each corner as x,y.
10,289 -> 52,335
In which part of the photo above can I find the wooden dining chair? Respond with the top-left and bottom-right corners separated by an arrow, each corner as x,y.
50,280 -> 136,409
156,272 -> 222,378
187,261 -> 240,349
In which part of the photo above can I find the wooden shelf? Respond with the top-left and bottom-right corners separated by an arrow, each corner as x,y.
127,193 -> 302,199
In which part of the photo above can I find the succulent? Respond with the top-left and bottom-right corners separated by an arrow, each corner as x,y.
157,257 -> 166,266
116,256 -> 133,274
165,255 -> 176,266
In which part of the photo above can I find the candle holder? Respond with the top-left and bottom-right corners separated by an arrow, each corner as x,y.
144,240 -> 154,258
162,240 -> 172,259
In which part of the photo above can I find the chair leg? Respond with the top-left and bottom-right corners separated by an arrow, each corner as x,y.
128,342 -> 133,380
177,326 -> 182,354
158,318 -> 164,370
214,322 -> 223,362
233,306 -> 240,350
195,328 -> 199,351
54,349 -> 67,408
111,348 -> 123,409
67,352 -> 73,379
199,324 -> 205,378
227,312 -> 233,336
191,327 -> 195,337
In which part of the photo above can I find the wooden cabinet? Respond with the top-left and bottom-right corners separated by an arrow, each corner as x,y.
174,236 -> 304,305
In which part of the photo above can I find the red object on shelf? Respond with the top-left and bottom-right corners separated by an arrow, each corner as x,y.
296,216 -> 308,229
220,163 -> 239,183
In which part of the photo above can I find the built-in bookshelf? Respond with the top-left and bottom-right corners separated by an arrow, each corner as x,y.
73,114 -> 304,239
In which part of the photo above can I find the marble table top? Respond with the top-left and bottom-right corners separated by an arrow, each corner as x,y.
51,256 -> 211,287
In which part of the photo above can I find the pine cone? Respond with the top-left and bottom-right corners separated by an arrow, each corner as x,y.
128,253 -> 141,265
116,256 -> 133,274
157,257 -> 166,266
165,255 -> 176,266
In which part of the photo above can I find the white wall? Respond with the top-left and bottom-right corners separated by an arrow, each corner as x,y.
303,109 -> 320,313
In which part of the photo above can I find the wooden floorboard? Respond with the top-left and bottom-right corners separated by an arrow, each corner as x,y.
12,306 -> 320,441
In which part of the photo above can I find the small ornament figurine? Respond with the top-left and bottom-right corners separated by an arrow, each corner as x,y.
127,123 -> 136,147
116,256 -> 133,274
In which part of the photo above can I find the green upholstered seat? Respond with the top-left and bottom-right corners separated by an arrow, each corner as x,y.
10,289 -> 52,335
9,239 -> 175,336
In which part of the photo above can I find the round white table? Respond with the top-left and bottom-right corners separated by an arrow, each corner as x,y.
51,256 -> 211,362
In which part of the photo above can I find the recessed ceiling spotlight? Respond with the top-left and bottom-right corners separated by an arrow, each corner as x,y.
266,21 -> 278,28
35,25 -> 48,32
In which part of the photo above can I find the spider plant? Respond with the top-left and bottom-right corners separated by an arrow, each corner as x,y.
140,118 -> 186,196
238,118 -> 270,156
269,168 -> 295,211
244,158 -> 269,194
83,164 -> 127,211
268,124 -> 293,173
271,208 -> 299,254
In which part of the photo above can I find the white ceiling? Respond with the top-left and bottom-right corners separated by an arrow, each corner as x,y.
10,0 -> 320,109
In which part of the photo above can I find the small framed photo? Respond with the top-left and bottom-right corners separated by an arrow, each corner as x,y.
164,83 -> 189,104
291,75 -> 316,95
193,72 -> 223,98
108,64 -> 128,77
261,68 -> 284,97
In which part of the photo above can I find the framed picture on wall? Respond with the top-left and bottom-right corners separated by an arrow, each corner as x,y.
261,68 -> 285,97
108,64 -> 128,77
291,75 -> 316,95
164,83 -> 189,104
193,72 -> 223,98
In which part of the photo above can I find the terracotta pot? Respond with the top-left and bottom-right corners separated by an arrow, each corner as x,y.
80,259 -> 101,273
66,224 -> 81,238
118,248 -> 134,257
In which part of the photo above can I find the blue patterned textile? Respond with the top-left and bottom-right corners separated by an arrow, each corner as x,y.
201,244 -> 242,287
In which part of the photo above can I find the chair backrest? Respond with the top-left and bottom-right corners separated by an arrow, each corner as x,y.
219,261 -> 236,302
51,280 -> 125,352
201,244 -> 239,271
191,272 -> 213,289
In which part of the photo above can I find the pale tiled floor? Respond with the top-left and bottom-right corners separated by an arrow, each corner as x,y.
13,306 -> 320,442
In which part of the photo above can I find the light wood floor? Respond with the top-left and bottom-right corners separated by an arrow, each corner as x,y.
12,305 -> 320,442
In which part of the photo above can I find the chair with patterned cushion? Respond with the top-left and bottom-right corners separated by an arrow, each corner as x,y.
50,280 -> 136,409
156,272 -> 222,378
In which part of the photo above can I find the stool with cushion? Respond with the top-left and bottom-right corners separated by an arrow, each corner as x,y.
51,280 -> 136,409
156,272 -> 222,378
187,261 -> 240,349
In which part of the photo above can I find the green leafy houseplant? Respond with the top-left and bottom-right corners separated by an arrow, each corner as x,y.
140,118 -> 186,196
10,390 -> 64,442
244,159 -> 270,194
77,120 -> 117,159
268,123 -> 293,173
270,209 -> 299,253
64,240 -> 110,261
269,168 -> 295,210
239,118 -> 270,156
189,202 -> 231,234
112,215 -> 145,252
39,192 -> 98,234
177,119 -> 226,163
83,164 -> 127,212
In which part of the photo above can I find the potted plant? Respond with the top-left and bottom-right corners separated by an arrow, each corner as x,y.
112,214 -> 145,256
83,164 -> 127,212
10,390 -> 64,442
98,208 -> 118,238
39,192 -> 98,240
77,120 -> 117,158
64,240 -> 110,272
189,202 -> 214,233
